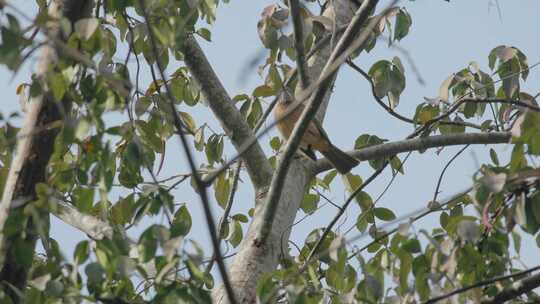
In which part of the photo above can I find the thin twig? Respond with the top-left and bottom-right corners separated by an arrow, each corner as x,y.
300,161 -> 389,271
203,161 -> 242,276
409,61 -> 540,138
425,265 -> 540,304
432,145 -> 470,203
347,187 -> 473,260
346,60 -> 482,130
289,0 -> 308,88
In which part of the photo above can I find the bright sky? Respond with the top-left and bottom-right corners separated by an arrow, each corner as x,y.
2,0 -> 539,276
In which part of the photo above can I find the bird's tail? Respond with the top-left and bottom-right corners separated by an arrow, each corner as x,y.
320,144 -> 359,174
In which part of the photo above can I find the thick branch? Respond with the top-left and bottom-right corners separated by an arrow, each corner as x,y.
51,200 -> 157,276
182,36 -> 272,191
482,272 -> 540,304
51,201 -> 113,240
311,132 -> 511,174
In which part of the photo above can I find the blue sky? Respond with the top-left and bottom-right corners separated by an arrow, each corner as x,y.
2,0 -> 539,276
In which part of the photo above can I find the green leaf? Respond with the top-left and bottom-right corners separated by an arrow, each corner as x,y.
398,251 -> 412,293
171,205 -> 192,237
354,134 -> 386,149
373,207 -> 396,221
257,273 -> 278,303
414,104 -> 439,124
45,280 -> 64,297
301,193 -> 319,214
390,156 -> 404,174
356,212 -> 369,232
111,194 -> 135,225
342,173 -> 362,193
214,172 -> 231,208
355,191 -> 373,211
194,126 -> 205,151
196,27 -> 212,41
232,213 -> 249,223
368,60 -> 393,98
179,111 -> 196,134
13,238 -> 33,270
138,226 -> 158,263
135,96 -> 152,116
445,215 -> 477,235
72,186 -> 94,212
489,148 -> 499,166
48,72 -> 67,101
228,220 -> 243,248
512,231 -> 521,254
75,18 -> 100,40
252,85 -> 275,97
322,170 -> 338,188
394,8 -> 412,41
523,194 -> 540,234
402,238 -> 421,253
269,136 -> 281,151
85,262 -> 104,285
247,98 -> 263,127
74,240 -> 90,264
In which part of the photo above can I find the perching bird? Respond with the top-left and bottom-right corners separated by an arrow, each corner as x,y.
274,95 -> 359,174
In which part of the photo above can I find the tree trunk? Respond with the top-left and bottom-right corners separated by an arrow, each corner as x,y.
0,1 -> 92,302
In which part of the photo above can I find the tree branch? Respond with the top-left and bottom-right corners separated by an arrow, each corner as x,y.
482,272 -> 540,304
432,144 -> 470,203
289,0 -> 308,88
346,60 -> 483,130
182,36 -> 273,191
50,199 -> 158,277
425,265 -> 540,304
348,187 -> 473,260
51,200 -> 113,240
311,132 -> 511,174
465,98 -> 540,113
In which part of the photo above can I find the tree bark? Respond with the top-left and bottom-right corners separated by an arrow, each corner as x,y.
311,132 -> 512,174
0,1 -> 92,302
182,36 -> 273,192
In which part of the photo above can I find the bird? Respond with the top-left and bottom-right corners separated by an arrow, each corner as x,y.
274,95 -> 359,174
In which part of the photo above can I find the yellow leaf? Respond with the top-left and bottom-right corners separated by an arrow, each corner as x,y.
16,83 -> 26,95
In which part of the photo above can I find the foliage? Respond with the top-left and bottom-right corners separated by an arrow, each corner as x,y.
0,0 -> 539,303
